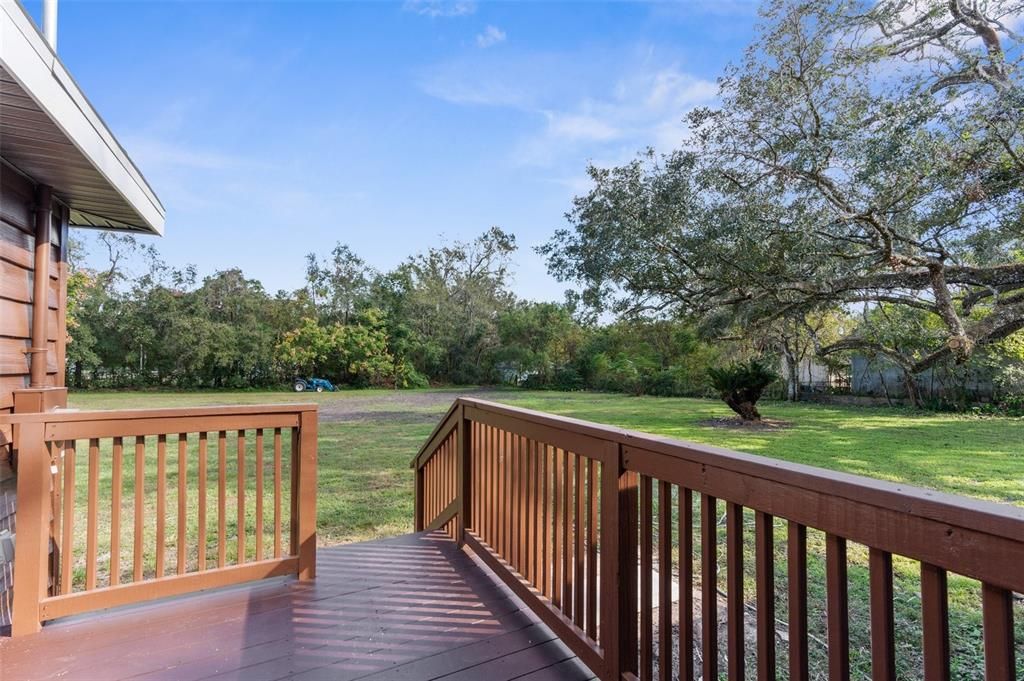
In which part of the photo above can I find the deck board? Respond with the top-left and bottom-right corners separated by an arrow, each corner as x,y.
0,532 -> 596,681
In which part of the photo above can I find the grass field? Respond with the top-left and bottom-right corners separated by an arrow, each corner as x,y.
66,388 -> 1022,678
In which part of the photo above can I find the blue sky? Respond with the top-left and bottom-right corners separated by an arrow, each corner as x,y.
23,0 -> 759,300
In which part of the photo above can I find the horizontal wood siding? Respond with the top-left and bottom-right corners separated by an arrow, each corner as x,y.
0,169 -> 69,627
0,170 -> 67,412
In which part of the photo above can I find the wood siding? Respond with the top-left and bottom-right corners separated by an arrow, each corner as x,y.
0,166 -> 69,628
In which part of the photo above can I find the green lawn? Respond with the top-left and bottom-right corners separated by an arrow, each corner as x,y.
66,388 -> 1022,679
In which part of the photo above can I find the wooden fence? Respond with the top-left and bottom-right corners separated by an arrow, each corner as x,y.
412,398 -> 1023,681
4,404 -> 317,636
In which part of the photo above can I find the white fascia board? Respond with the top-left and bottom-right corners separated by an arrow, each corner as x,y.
0,1 -> 165,235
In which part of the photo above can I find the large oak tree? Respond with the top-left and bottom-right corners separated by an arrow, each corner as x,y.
542,0 -> 1024,404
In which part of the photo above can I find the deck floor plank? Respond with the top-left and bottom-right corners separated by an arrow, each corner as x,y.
0,532 -> 595,681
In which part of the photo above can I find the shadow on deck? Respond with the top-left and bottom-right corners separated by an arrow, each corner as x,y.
0,532 -> 596,681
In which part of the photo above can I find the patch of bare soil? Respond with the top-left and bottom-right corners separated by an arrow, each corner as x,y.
698,417 -> 793,431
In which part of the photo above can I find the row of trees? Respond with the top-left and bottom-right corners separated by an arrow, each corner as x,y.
66,229 -> 735,395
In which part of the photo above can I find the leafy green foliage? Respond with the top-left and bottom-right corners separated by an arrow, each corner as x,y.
708,359 -> 779,421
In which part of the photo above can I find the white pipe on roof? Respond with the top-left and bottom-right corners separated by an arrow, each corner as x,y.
42,0 -> 57,50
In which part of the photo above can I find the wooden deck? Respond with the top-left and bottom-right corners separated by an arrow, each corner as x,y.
0,532 -> 596,681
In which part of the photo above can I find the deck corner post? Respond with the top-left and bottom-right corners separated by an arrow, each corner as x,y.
295,408 -> 318,580
11,421 -> 49,636
600,440 -> 638,680
456,403 -> 472,546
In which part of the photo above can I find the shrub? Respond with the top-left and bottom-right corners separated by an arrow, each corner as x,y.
708,359 -> 778,421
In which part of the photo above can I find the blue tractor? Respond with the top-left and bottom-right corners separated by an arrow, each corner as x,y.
292,376 -> 336,393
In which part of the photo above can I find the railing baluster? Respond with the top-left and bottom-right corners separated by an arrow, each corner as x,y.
273,427 -> 282,559
701,493 -> 719,681
541,443 -> 550,599
525,438 -> 535,583
218,430 -> 227,568
133,436 -> 145,582
981,582 -> 1015,681
869,548 -> 895,681
557,446 -> 565,606
177,433 -> 187,574
563,449 -> 574,619
237,429 -> 246,564
586,457 -> 598,641
680,487 -> 695,681
50,441 -> 62,596
574,453 -> 585,627
199,432 -> 208,570
826,534 -> 850,681
156,433 -> 167,577
530,440 -> 540,586
640,474 -> 653,680
755,511 -> 776,681
110,437 -> 122,586
85,438 -> 99,590
658,480 -> 672,681
512,433 -> 520,569
255,429 -> 264,562
727,502 -> 744,681
788,521 -> 809,681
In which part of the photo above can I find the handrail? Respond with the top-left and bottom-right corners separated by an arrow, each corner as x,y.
4,403 -> 318,637
413,397 -> 1023,681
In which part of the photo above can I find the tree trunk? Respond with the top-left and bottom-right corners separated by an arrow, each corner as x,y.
901,369 -> 922,408
784,352 -> 801,402
725,395 -> 762,421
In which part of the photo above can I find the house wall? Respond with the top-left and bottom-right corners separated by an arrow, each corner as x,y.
0,166 -> 69,627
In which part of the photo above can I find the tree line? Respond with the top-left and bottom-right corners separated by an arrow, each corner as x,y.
67,0 -> 1024,416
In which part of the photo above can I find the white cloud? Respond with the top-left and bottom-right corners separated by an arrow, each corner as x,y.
402,0 -> 476,18
476,25 -> 507,48
544,112 -> 620,142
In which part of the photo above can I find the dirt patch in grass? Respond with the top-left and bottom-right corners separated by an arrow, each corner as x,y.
698,417 -> 793,431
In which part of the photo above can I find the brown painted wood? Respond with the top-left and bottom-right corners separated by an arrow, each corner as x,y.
868,548 -> 895,681
701,493 -> 719,681
640,475 -> 653,681
86,438 -> 99,590
658,480 -> 672,681
237,430 -> 246,565
788,521 -> 809,681
613,462 -> 639,679
755,511 -> 775,681
9,422 -> 49,635
177,434 -> 187,574
826,534 -> 850,681
622,445 -> 1024,593
586,457 -> 598,642
574,453 -> 585,628
254,429 -> 264,562
553,446 -> 564,611
110,437 -> 123,586
680,487 -> 695,681
273,427 -> 282,559
60,440 -> 75,594
541,443 -> 551,599
981,583 -> 1015,681
563,450 -> 574,620
198,432 -> 208,570
156,434 -> 167,577
726,502 -> 744,681
920,563 -> 950,681
45,413 -> 299,442
134,436 -> 145,582
217,431 -> 226,569
295,409 -> 318,579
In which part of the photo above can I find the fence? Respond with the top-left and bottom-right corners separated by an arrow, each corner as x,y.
3,403 -> 317,636
413,398 -> 1023,681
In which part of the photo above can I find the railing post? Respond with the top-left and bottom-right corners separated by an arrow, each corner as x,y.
456,403 -> 472,546
294,408 -> 317,580
11,421 -> 49,636
414,464 -> 425,532
600,441 -> 637,680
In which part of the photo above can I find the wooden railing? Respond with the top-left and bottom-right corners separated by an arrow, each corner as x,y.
413,398 -> 1023,681
4,404 -> 317,636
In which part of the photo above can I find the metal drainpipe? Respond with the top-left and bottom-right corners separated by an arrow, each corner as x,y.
29,185 -> 53,388
42,0 -> 58,51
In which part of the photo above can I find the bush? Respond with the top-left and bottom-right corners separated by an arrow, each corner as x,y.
708,359 -> 778,421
